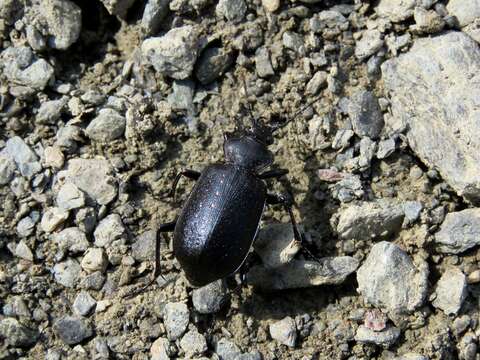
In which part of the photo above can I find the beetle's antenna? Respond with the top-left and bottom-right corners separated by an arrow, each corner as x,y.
271,94 -> 322,132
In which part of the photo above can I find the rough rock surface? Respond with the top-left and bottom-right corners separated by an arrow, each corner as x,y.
58,159 -> 118,205
355,325 -> 401,348
432,267 -> 468,315
357,242 -> 428,314
336,199 -> 405,240
382,31 -> 480,203
141,25 -> 199,80
435,208 -> 480,254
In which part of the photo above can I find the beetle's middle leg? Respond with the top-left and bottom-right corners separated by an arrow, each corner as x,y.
126,220 -> 177,298
266,193 -> 320,262
170,170 -> 201,200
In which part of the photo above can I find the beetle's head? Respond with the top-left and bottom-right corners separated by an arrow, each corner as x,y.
223,117 -> 274,171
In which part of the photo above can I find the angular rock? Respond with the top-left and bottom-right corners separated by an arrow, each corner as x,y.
346,90 -> 384,139
413,7 -> 445,33
15,240 -> 34,261
26,24 -> 46,51
195,47 -> 234,85
357,242 -> 428,314
167,79 -> 194,111
432,267 -> 467,315
269,317 -> 297,347
41,207 -> 69,233
16,216 -> 36,237
141,0 -> 169,35
247,257 -> 359,290
355,325 -> 401,348
382,32 -> 480,203
216,0 -> 247,23
151,337 -> 170,360
336,199 -> 404,240
2,136 -> 41,178
180,329 -> 207,357
283,31 -> 304,53
131,229 -> 156,262
310,10 -> 348,31
86,109 -> 126,141
376,138 -> 396,159
305,71 -> 328,95
141,25 -> 199,80
75,207 -> 97,234
192,279 -> 228,314
446,0 -> 480,27
253,223 -> 301,269
53,258 -> 81,288
164,302 -> 189,340
403,201 -> 423,223
94,214 -> 126,247
54,227 -> 89,254
1,46 -> 54,90
36,98 -> 66,124
435,208 -> 480,254
376,0 -> 417,22
81,271 -> 106,290
215,338 -> 241,360
73,291 -> 97,316
0,318 -> 38,347
255,47 -> 275,78
57,182 -> 85,210
58,159 -> 117,205
55,125 -> 83,153
355,30 -> 384,61
99,0 -> 136,18
53,316 -> 93,345
32,0 -> 82,50
0,155 -> 16,185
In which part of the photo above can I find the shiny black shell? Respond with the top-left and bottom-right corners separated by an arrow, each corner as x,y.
173,163 -> 266,287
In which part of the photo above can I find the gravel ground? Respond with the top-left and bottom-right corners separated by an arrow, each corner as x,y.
1,0 -> 480,359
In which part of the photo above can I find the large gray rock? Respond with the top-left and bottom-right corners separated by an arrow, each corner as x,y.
53,258 -> 81,288
30,0 -> 82,50
355,30 -> 384,61
247,257 -> 359,290
0,155 -> 16,185
357,242 -> 428,314
382,32 -> 480,203
336,199 -> 405,240
56,182 -> 85,210
447,0 -> 480,27
192,280 -> 228,314
195,47 -> 234,85
58,159 -> 118,205
1,136 -> 41,178
435,208 -> 480,254
1,46 -> 54,90
432,267 -> 467,315
141,25 -> 199,80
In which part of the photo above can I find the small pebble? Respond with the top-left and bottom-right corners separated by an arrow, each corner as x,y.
269,317 -> 297,347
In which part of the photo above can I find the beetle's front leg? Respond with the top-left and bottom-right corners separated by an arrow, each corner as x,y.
266,193 -> 320,262
126,220 -> 177,298
170,169 -> 201,200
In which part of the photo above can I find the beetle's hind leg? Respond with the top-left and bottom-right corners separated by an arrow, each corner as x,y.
126,220 -> 176,298
266,193 -> 321,262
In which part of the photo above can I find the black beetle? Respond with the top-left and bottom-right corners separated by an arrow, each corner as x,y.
136,91 -> 319,291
